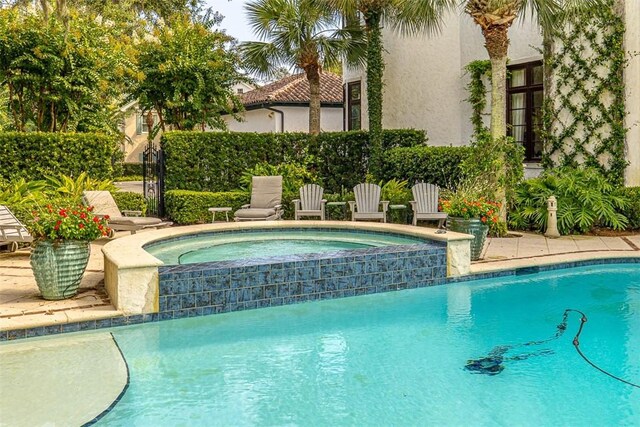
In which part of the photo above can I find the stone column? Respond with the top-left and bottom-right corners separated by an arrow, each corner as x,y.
624,0 -> 640,186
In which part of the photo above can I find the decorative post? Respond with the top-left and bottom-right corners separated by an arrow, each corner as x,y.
545,196 -> 560,238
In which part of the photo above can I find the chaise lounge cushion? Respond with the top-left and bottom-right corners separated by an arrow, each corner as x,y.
107,217 -> 163,226
234,208 -> 277,219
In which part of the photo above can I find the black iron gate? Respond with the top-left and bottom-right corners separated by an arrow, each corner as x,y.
143,142 -> 165,217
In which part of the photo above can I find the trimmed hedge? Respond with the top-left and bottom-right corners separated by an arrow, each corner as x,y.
165,190 -> 249,224
380,146 -> 473,189
111,191 -> 147,215
161,129 -> 426,194
121,163 -> 143,176
0,132 -> 118,181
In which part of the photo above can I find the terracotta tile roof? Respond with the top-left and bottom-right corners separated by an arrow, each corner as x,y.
241,72 -> 343,106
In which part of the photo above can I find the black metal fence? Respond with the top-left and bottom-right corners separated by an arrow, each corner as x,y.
142,142 -> 165,217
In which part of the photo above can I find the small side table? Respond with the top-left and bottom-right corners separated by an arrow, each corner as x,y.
208,207 -> 232,223
326,201 -> 347,220
389,204 -> 408,224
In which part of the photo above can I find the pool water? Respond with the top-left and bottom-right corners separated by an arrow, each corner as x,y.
146,230 -> 427,264
94,264 -> 639,425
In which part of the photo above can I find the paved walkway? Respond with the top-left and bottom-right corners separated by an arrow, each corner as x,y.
1,230 -> 639,333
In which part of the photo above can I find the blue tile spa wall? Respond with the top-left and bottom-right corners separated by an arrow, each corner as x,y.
156,242 -> 447,320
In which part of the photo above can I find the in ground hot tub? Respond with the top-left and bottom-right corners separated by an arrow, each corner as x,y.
102,221 -> 473,316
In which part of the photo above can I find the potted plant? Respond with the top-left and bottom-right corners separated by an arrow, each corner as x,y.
440,195 -> 500,261
28,204 -> 110,300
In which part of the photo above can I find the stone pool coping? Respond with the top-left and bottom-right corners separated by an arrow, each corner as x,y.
102,221 -> 474,315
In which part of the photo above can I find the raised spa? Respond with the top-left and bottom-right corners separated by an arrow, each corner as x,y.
144,227 -> 448,318
145,229 -> 429,265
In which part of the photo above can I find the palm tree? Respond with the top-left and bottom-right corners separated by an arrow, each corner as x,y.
241,0 -> 364,135
326,0 -> 455,174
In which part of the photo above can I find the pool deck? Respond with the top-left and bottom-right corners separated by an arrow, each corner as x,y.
1,229 -> 640,334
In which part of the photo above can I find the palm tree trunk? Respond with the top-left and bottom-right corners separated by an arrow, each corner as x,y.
364,11 -> 384,177
306,66 -> 321,135
484,24 -> 510,220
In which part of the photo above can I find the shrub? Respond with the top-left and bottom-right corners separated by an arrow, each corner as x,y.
120,163 -> 143,176
165,190 -> 248,224
614,187 -> 640,229
380,146 -> 472,189
460,132 -> 524,204
509,167 -> 629,234
111,191 -> 147,216
28,204 -> 110,241
0,132 -> 118,181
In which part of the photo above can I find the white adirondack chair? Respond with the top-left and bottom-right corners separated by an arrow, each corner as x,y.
409,183 -> 447,227
293,184 -> 326,220
234,176 -> 284,221
0,205 -> 33,252
349,183 -> 389,222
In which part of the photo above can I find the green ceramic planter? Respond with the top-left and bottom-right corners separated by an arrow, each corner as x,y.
448,217 -> 489,261
30,240 -> 91,300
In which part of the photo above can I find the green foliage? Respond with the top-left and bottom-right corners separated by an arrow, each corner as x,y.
0,8 -> 135,133
0,132 -> 119,181
380,146 -> 473,190
0,173 -> 121,222
111,191 -> 147,216
161,129 -> 424,194
542,0 -> 626,184
164,190 -> 248,224
44,172 -> 116,203
366,13 -> 384,177
120,163 -> 143,176
464,59 -> 491,137
0,178 -> 47,207
509,167 -> 629,235
613,187 -> 640,230
132,14 -> 245,132
460,131 -> 524,204
380,179 -> 411,205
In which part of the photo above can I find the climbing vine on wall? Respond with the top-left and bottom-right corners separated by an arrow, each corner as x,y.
542,1 -> 626,185
464,60 -> 492,137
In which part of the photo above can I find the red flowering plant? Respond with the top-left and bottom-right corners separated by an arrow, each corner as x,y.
29,204 -> 111,241
439,197 -> 501,225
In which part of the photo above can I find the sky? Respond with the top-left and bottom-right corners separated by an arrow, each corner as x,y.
205,0 -> 256,42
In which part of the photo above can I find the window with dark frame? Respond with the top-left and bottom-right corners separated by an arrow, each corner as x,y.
507,61 -> 543,161
347,81 -> 361,131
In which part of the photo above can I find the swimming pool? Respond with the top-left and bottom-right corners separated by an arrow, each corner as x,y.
145,229 -> 429,265
2,264 -> 638,425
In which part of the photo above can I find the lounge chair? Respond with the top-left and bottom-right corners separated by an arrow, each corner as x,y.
82,191 -> 172,235
0,205 -> 33,252
349,183 -> 389,222
409,182 -> 447,227
293,184 -> 326,220
234,176 -> 284,221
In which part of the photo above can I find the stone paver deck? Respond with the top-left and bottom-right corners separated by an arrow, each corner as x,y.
0,238 -> 121,332
1,229 -> 639,334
